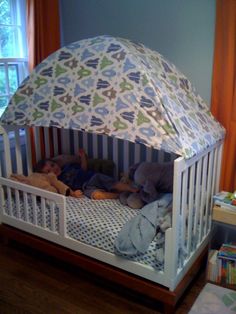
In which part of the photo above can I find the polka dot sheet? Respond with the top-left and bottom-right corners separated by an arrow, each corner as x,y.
3,195 -> 165,270
66,196 -> 165,270
3,197 -> 60,232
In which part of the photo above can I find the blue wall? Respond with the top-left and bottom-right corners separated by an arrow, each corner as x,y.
59,0 -> 216,104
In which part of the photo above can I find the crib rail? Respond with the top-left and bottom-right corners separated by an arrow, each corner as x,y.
165,140 -> 223,290
39,127 -> 177,178
0,125 -> 32,177
0,125 -> 177,179
0,177 -> 66,238
0,124 -> 224,291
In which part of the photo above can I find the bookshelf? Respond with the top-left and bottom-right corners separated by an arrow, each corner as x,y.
212,205 -> 236,226
207,201 -> 236,290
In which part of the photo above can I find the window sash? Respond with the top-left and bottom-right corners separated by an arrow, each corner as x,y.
0,0 -> 28,116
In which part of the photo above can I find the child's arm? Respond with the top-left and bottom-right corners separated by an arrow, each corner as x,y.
79,148 -> 88,171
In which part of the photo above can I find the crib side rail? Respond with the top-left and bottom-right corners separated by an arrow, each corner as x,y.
165,140 -> 223,290
52,128 -> 178,178
0,125 -> 33,177
0,177 -> 66,237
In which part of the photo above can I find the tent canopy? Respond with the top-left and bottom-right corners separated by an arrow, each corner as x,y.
0,35 -> 225,159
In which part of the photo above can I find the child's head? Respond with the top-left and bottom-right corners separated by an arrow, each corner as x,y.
34,159 -> 61,176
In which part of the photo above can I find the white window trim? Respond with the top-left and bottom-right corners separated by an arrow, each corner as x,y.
0,0 -> 28,116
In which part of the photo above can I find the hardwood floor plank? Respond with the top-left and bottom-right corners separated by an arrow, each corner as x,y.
0,239 -> 206,313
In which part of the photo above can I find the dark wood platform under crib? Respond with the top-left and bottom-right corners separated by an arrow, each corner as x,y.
0,224 -> 207,313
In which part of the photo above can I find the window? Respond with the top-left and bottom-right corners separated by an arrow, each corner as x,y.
0,0 -> 28,116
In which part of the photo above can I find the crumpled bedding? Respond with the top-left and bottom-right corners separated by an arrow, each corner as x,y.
114,193 -> 172,256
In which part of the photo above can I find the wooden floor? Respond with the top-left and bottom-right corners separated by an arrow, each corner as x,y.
0,238 -> 206,314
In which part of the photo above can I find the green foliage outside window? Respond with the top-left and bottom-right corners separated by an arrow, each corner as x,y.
0,0 -> 27,115
0,0 -> 14,57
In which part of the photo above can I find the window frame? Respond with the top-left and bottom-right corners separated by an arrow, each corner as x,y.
0,0 -> 28,116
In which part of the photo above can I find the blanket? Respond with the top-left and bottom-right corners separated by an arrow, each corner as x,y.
114,193 -> 172,256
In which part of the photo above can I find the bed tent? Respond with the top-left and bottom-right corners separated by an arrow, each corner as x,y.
0,35 -> 225,158
0,36 -> 227,309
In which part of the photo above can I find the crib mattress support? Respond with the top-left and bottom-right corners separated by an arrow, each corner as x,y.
0,223 -> 208,314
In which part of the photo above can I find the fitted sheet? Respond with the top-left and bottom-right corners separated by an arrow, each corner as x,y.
4,195 -> 166,270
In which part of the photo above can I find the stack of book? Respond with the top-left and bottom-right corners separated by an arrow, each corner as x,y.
207,244 -> 236,286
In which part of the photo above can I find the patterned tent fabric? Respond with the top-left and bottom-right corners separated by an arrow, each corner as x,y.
0,35 -> 225,158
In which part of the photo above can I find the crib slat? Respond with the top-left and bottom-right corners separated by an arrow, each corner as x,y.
15,189 -> 20,219
82,131 -> 88,154
193,159 -> 202,240
44,128 -> 50,158
3,132 -> 12,177
123,140 -> 129,175
198,155 -> 208,242
61,129 -> 70,154
187,164 -> 195,254
34,127 -> 42,162
23,192 -> 29,222
50,201 -> 56,232
41,197 -> 46,228
15,129 -> 23,174
209,148 -> 218,229
25,128 -> 33,175
92,133 -> 98,158
134,144 -> 141,164
59,197 -> 66,237
215,144 -> 223,193
32,194 -> 37,225
53,128 -> 59,156
0,185 -> 5,213
146,147 -> 152,162
158,150 -> 165,163
7,187 -> 13,216
204,151 -> 214,234
102,135 -> 108,160
113,138 -> 119,178
73,130 -> 79,155
181,170 -> 188,251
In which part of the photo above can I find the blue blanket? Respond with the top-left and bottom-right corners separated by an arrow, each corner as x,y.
114,193 -> 172,256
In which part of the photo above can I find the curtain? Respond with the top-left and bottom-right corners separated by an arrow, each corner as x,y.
27,0 -> 60,71
26,0 -> 61,165
211,0 -> 236,191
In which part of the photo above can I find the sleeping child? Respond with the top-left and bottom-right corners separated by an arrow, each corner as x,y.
34,149 -> 138,200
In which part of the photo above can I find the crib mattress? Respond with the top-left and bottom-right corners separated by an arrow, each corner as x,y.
4,196 -> 165,270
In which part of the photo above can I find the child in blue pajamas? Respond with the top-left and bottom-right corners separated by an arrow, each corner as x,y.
35,149 -> 138,200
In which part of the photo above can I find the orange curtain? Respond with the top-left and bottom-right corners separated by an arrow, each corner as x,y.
27,0 -> 60,71
26,0 -> 61,165
211,0 -> 236,192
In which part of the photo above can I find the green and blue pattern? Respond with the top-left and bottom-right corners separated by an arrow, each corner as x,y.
0,35 -> 225,159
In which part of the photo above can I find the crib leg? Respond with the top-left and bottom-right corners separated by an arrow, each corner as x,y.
163,303 -> 175,314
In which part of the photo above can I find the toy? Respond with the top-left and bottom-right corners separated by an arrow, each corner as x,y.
10,172 -> 70,196
225,191 -> 236,206
119,162 -> 174,209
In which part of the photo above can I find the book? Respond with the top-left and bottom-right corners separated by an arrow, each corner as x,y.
218,255 -> 236,262
218,243 -> 236,260
219,245 -> 236,286
214,191 -> 236,211
207,249 -> 236,286
207,249 -> 219,282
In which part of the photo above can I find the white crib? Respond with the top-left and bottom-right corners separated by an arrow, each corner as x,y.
0,124 -> 223,312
